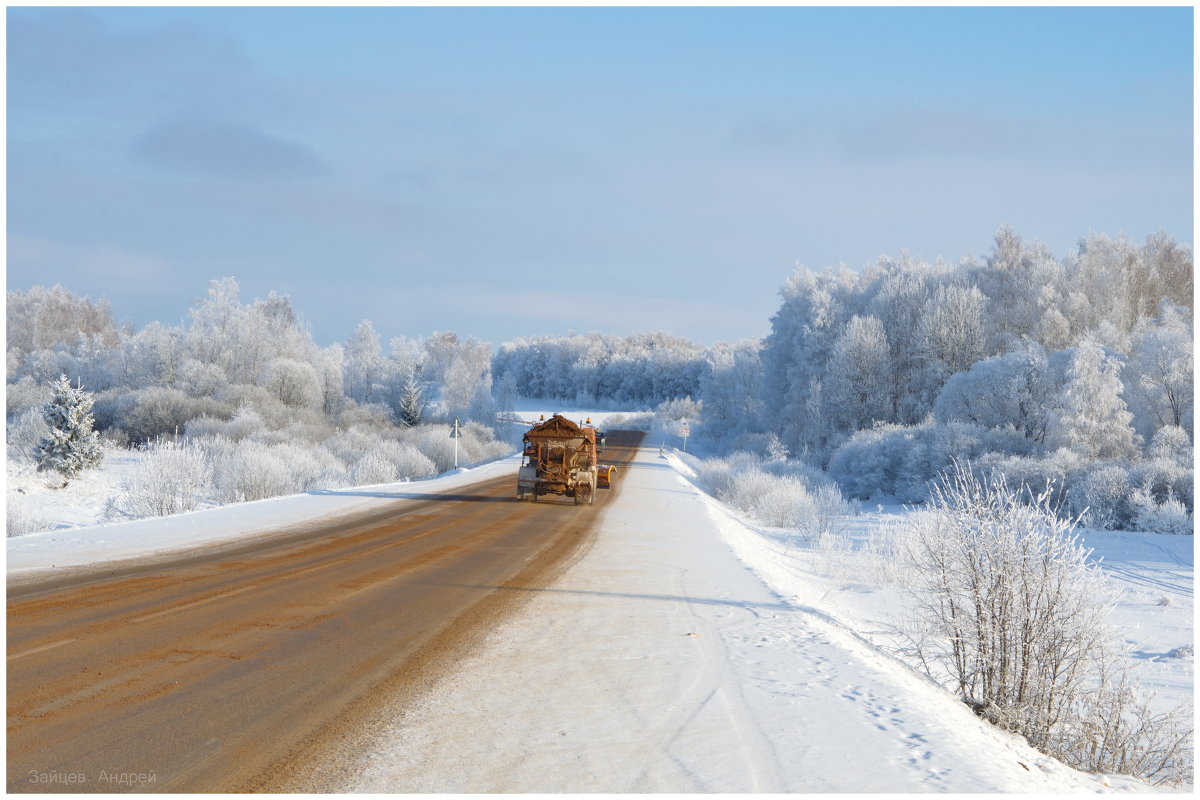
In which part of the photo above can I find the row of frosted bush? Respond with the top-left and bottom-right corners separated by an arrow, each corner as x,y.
101,414 -> 512,521
827,420 -> 1193,533
681,450 -> 854,538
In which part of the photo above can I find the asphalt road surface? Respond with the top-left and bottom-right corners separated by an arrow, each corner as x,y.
7,431 -> 643,793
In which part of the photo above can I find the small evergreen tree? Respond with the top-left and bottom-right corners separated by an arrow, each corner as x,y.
35,375 -> 104,481
397,367 -> 426,427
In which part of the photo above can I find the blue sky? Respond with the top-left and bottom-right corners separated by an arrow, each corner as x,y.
7,6 -> 1193,347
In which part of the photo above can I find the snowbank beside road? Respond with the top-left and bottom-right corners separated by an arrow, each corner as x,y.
344,441 -> 1123,793
6,454 -> 522,579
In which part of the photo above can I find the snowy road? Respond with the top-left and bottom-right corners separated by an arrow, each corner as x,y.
6,433 -> 642,793
322,442 -> 1117,793
7,434 -> 1160,793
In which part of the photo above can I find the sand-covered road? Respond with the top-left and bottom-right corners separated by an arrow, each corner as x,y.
7,431 -> 642,793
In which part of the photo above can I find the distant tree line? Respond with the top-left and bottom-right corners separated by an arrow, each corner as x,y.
491,331 -> 716,408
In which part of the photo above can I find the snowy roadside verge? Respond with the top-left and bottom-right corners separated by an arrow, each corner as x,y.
664,450 -> 1192,790
6,454 -> 523,579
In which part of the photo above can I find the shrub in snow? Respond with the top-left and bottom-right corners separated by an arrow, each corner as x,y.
764,433 -> 789,462
35,375 -> 103,480
895,462 -> 1193,785
400,421 -> 510,473
6,496 -> 47,537
213,441 -> 299,503
1150,425 -> 1193,467
810,482 -> 856,540
827,424 -> 918,501
224,407 -> 267,441
350,451 -> 398,486
1129,458 -> 1194,511
270,442 -> 342,491
372,440 -> 436,480
897,462 -> 1114,750
6,375 -> 50,417
109,440 -> 212,519
260,357 -> 322,409
184,414 -> 230,440
976,448 -> 1086,515
1129,487 -> 1193,536
93,386 -> 228,444
323,427 -> 378,465
599,411 -> 654,432
412,426 -> 460,472
744,470 -> 817,529
933,347 -> 1060,443
176,358 -> 227,398
249,421 -> 335,448
695,452 -> 851,540
1055,664 -> 1193,786
337,401 -> 394,430
1070,465 -> 1133,530
459,420 -> 512,463
7,406 -> 49,462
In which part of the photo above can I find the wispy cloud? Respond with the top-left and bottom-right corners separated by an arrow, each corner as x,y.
131,114 -> 330,180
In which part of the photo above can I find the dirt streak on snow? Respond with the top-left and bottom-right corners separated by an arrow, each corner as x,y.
344,443 -> 1129,793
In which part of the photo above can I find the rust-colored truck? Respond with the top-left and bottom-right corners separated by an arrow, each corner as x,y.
517,414 -> 614,504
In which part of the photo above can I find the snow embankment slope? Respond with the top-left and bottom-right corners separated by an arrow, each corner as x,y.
346,443 -> 1121,793
6,455 -> 523,579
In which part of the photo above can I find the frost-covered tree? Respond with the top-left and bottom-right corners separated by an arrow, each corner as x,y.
1049,336 -> 1140,460
313,345 -> 347,417
440,336 -> 492,421
494,369 -> 518,417
933,346 -> 1060,444
1126,301 -> 1193,440
6,284 -> 124,364
186,277 -> 241,375
972,225 -> 1052,353
35,375 -> 104,480
869,261 -> 930,422
698,340 -> 763,446
761,265 -> 858,455
344,320 -> 385,404
825,315 -> 891,433
261,357 -> 322,410
918,284 -> 986,383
